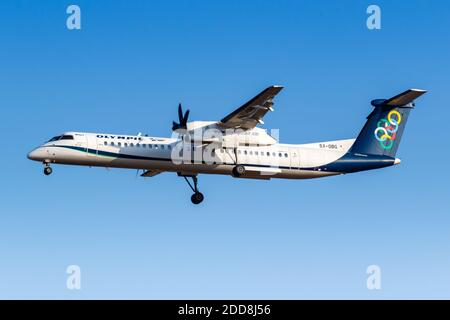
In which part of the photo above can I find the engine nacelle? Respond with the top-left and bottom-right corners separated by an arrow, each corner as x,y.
222,127 -> 277,147
179,121 -> 277,147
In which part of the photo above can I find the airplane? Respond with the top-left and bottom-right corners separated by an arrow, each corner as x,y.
27,86 -> 426,204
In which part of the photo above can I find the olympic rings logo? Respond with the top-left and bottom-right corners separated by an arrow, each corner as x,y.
373,110 -> 402,150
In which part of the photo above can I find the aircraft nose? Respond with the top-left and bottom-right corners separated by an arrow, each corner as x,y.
27,148 -> 45,161
27,149 -> 37,160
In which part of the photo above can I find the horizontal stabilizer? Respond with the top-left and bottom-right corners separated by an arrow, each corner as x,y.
372,89 -> 427,108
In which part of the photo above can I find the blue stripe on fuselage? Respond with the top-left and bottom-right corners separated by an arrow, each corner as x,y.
51,145 -> 395,173
316,153 -> 395,173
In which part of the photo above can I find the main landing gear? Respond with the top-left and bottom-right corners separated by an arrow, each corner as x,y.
232,164 -> 245,177
43,163 -> 53,176
182,175 -> 204,205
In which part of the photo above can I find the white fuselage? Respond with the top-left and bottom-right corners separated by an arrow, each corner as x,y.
28,131 -> 356,179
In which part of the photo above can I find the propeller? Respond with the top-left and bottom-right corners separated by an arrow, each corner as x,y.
172,103 -> 190,131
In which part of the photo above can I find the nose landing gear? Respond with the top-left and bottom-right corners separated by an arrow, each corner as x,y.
191,191 -> 204,205
182,174 -> 204,205
43,163 -> 53,176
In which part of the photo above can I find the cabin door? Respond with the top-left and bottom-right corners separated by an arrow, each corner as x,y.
290,148 -> 300,170
86,135 -> 98,157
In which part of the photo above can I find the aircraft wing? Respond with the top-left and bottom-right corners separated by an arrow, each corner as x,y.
219,86 -> 283,130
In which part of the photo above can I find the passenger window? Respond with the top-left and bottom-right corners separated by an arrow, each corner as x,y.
149,144 -> 152,149
279,153 -> 282,157
111,142 -> 115,146
104,141 -> 107,145
285,153 -> 288,157
142,144 -> 146,148
161,145 -> 165,150
272,152 -> 276,157
118,142 -> 122,147
267,152 -> 270,156
255,151 -> 258,155
249,151 -> 253,155
124,143 -> 128,147
130,143 -> 134,147
168,145 -> 171,150
244,150 -> 247,155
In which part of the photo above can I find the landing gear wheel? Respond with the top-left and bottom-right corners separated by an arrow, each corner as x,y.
233,165 -> 245,177
44,166 -> 53,176
181,174 -> 205,204
191,192 -> 204,205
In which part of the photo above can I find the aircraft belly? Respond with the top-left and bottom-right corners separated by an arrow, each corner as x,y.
275,169 -> 340,179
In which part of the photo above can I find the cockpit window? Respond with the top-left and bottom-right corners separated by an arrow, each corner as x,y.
48,136 -> 62,142
48,135 -> 74,142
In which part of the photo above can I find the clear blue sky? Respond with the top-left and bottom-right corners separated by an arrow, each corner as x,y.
0,0 -> 449,299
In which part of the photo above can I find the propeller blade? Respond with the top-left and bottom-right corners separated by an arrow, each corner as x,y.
182,109 -> 190,126
178,103 -> 183,123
